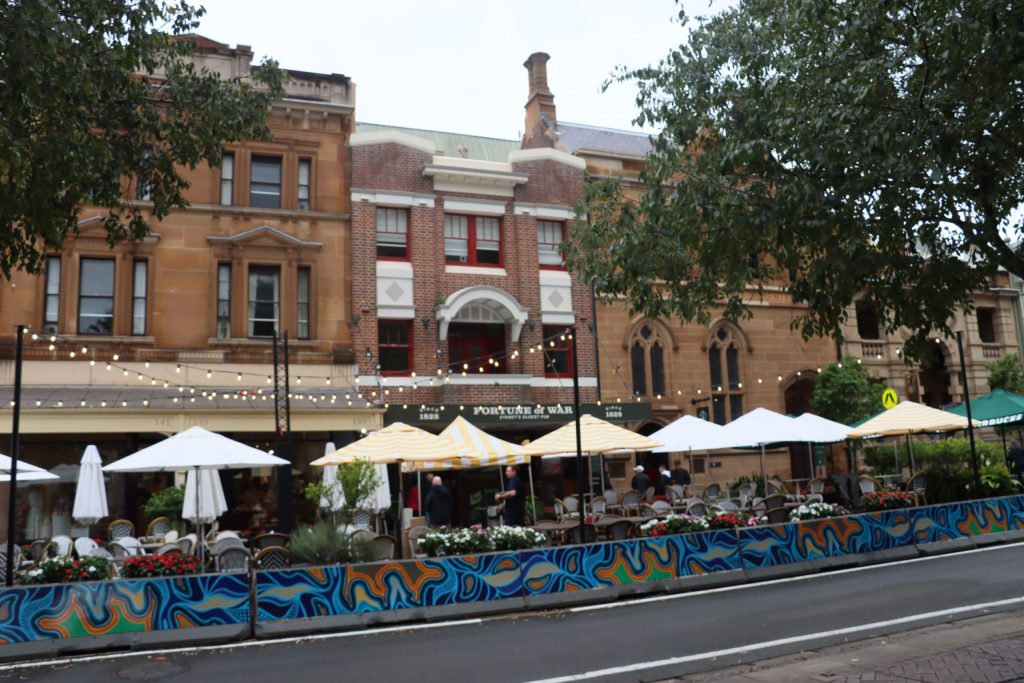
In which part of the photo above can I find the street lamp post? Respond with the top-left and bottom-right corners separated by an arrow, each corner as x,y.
5,325 -> 25,587
955,331 -> 982,494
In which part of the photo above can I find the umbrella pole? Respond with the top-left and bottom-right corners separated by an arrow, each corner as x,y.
527,462 -> 536,524
760,444 -> 768,495
893,440 -> 900,478
906,434 -> 916,476
396,465 -> 405,559
194,466 -> 204,568
807,443 -> 814,481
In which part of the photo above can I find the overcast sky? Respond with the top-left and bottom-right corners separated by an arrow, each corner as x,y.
194,0 -> 734,140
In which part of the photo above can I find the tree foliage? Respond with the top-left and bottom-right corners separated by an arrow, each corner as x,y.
986,353 -> 1024,393
811,357 -> 884,425
0,1 -> 286,278
568,0 -> 1024,353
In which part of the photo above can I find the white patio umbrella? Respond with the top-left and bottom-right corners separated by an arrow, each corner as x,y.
72,445 -> 108,525
319,442 -> 345,513
368,464 -> 392,515
718,407 -> 820,491
104,426 -> 289,562
0,453 -> 55,478
650,415 -> 732,480
0,469 -> 59,483
182,469 -> 228,523
793,413 -> 852,480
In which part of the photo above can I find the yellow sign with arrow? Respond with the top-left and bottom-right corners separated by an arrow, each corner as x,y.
881,388 -> 899,409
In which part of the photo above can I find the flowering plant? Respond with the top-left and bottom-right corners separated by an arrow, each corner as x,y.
120,553 -> 201,578
16,556 -> 113,585
488,526 -> 547,551
789,501 -> 847,521
641,514 -> 710,537
861,490 -> 916,511
417,526 -> 494,556
707,512 -> 755,530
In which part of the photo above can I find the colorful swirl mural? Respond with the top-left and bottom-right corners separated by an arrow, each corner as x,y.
910,498 -> 1016,544
0,574 -> 249,645
256,553 -> 521,622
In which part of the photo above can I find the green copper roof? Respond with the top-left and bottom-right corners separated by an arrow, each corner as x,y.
356,122 -> 521,162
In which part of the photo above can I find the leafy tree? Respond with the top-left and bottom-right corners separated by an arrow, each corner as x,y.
986,353 -> 1024,393
0,1 -> 286,278
568,0 -> 1024,355
304,458 -> 381,527
811,357 -> 884,425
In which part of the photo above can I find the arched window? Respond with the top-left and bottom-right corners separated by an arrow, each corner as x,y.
629,322 -> 669,397
708,325 -> 744,424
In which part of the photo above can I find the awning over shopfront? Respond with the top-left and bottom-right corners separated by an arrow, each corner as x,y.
384,402 -> 651,428
947,389 -> 1024,428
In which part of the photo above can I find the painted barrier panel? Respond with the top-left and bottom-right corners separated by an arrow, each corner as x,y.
0,573 -> 249,645
738,510 -> 914,570
1002,495 -> 1024,530
910,498 -> 1012,544
518,529 -> 739,596
256,553 -> 521,622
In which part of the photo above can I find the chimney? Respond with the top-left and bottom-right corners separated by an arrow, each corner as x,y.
523,52 -> 556,149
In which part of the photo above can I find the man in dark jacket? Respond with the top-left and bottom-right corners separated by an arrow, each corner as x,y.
670,460 -> 692,488
496,466 -> 527,526
1009,441 -> 1024,485
631,465 -> 651,494
424,476 -> 454,527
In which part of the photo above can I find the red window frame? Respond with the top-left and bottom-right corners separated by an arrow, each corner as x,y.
378,319 -> 413,376
537,220 -> 567,269
376,207 -> 409,260
542,325 -> 575,378
444,214 -> 502,267
449,323 -> 507,374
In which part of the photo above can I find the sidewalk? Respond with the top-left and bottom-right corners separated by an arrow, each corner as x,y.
661,608 -> 1024,683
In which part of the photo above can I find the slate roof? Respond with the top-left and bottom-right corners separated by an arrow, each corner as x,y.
556,121 -> 653,157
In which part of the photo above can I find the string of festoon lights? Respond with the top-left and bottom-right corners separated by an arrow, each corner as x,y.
4,325 -> 891,412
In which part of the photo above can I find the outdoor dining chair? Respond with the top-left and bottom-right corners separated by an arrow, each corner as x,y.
530,521 -> 565,547
608,520 -> 631,541
638,503 -> 659,519
651,500 -> 672,516
858,474 -> 883,496
119,536 -> 143,555
668,484 -> 686,500
371,535 -> 396,561
764,507 -> 790,524
28,539 -> 47,563
73,537 -> 98,558
590,496 -> 607,516
685,501 -> 708,517
603,490 -> 621,513
702,483 -> 723,501
808,477 -> 826,496
553,498 -> 568,520
156,543 -> 181,555
407,525 -> 432,558
107,519 -> 135,542
164,530 -> 179,543
253,532 -> 289,551
350,529 -> 377,545
213,530 -> 241,542
215,547 -> 249,573
804,493 -> 823,504
766,479 -> 787,497
211,537 -> 245,555
642,487 -> 655,503
621,490 -> 642,516
51,534 -> 74,557
711,500 -> 739,512
109,541 -> 130,559
737,483 -> 756,504
0,548 -> 21,579
905,472 -> 927,505
254,547 -> 292,570
175,537 -> 194,555
762,494 -> 787,510
146,517 -> 171,539
352,509 -> 374,530
563,495 -> 580,514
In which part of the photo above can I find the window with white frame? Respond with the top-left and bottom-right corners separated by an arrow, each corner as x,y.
43,256 -> 60,333
132,260 -> 147,335
78,258 -> 115,335
376,208 -> 409,259
537,220 -> 566,268
217,263 -> 231,339
247,266 -> 280,337
297,158 -> 311,211
220,152 -> 235,205
297,266 -> 311,339
250,156 -> 282,209
444,214 -> 501,266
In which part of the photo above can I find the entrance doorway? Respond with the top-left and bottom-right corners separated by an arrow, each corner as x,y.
919,344 -> 952,408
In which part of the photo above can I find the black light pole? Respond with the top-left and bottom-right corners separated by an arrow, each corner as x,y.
6,325 -> 25,587
569,327 -> 585,535
956,331 -> 982,495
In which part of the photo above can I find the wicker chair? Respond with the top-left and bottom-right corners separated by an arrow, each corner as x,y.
563,495 -> 580,514
156,543 -> 182,555
107,519 -> 135,542
372,535 -> 397,561
215,547 -> 249,573
109,541 -> 130,559
638,504 -> 659,519
253,532 -> 289,551
764,507 -> 790,524
407,525 -> 432,558
0,548 -> 21,579
351,509 -> 374,530
702,482 -> 723,500
28,539 -> 47,563
211,537 -> 245,555
642,486 -> 656,503
553,498 -> 568,521
590,496 -> 607,516
766,479 -> 787,497
175,537 -> 194,555
603,490 -> 621,513
254,547 -> 292,570
651,500 -> 673,516
51,534 -> 74,557
608,520 -> 631,541
621,490 -> 642,516
762,494 -> 787,510
736,482 -> 756,503
685,500 -> 708,517
350,529 -> 377,545
214,530 -> 241,542
73,537 -> 98,558
146,517 -> 171,538
905,472 -> 927,506
808,477 -> 826,496
858,474 -> 883,496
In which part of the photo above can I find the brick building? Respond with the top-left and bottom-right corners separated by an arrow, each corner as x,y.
0,38 -> 377,539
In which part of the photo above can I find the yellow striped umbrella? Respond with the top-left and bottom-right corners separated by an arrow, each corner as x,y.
529,413 -> 662,456
847,401 -> 977,438
403,416 -> 537,471
311,422 -> 474,466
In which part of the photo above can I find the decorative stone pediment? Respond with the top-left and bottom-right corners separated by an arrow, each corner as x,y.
207,225 -> 322,251
436,285 -> 529,342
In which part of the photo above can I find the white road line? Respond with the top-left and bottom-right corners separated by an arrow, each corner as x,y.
525,595 -> 1024,683
0,618 -> 482,672
570,541 -> 1022,613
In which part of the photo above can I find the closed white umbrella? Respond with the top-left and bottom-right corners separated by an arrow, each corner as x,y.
72,445 -> 108,525
319,442 -> 345,512
369,464 -> 391,514
182,469 -> 228,524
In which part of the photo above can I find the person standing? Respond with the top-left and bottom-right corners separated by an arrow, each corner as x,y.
670,460 -> 692,490
424,476 -> 454,528
1009,440 -> 1024,485
631,465 -> 651,494
495,466 -> 526,526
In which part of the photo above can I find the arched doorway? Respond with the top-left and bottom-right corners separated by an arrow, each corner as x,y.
919,344 -> 952,408
784,377 -> 817,480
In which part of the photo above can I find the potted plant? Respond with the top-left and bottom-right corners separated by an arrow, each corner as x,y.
789,501 -> 847,521
861,490 -> 916,511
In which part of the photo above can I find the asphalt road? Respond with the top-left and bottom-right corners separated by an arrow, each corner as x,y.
6,544 -> 1024,683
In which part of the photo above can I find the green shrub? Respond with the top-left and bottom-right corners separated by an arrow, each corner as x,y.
144,485 -> 185,523
525,496 -> 551,522
288,522 -> 377,565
